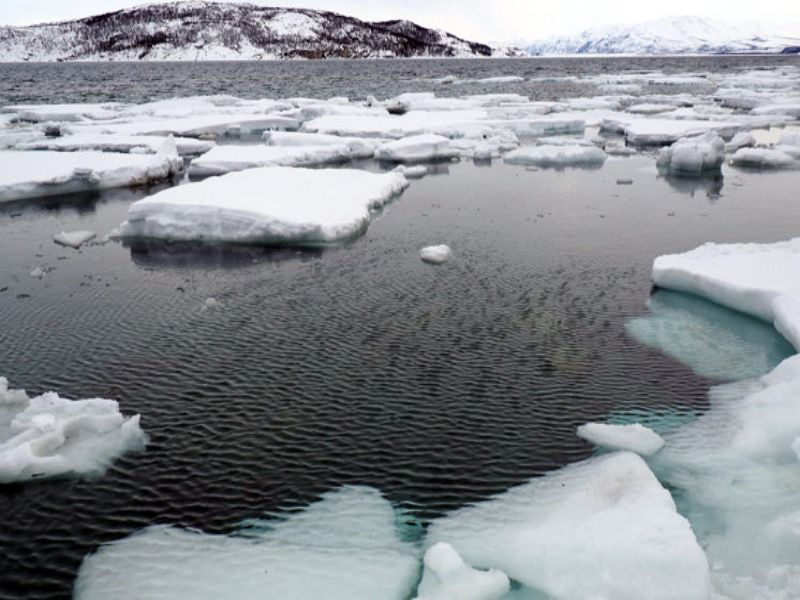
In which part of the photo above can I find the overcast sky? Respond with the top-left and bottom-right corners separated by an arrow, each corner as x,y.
1,0 -> 798,43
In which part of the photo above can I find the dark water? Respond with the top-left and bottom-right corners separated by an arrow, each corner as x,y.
1,58 -> 799,599
1,55 -> 798,104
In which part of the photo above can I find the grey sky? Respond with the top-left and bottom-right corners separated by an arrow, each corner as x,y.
1,0 -> 797,43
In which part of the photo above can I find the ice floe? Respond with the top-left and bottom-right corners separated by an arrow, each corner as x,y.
656,132 -> 725,176
375,134 -> 458,163
74,486 -> 420,600
188,144 -> 352,176
0,136 -> 182,202
16,133 -> 214,156
577,423 -> 665,456
427,451 -> 710,599
53,230 -> 96,248
0,377 -> 146,484
263,130 -> 378,158
115,167 -> 409,245
729,147 -> 796,169
420,245 -> 453,264
504,144 -> 607,168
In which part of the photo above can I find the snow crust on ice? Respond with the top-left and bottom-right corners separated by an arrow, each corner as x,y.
116,167 -> 409,245
626,290 -> 794,381
420,245 -> 452,264
413,542 -> 510,600
729,147 -> 796,168
375,134 -> 458,162
74,486 -> 420,600
188,143 -> 352,176
0,137 -> 182,202
504,144 -> 607,168
654,238 -> 800,351
53,230 -> 96,248
0,377 -> 146,483
577,423 -> 665,456
427,451 -> 710,599
656,132 -> 725,176
17,133 -> 214,156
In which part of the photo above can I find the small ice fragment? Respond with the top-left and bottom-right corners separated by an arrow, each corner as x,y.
439,75 -> 458,85
420,245 -> 452,264
30,267 -> 45,278
394,165 -> 428,179
53,230 -> 96,248
413,542 -> 510,600
617,178 -> 633,185
202,297 -> 221,310
577,422 -> 665,456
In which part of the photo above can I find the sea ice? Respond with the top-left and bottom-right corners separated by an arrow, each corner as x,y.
17,133 -> 214,156
53,230 -> 96,248
729,147 -> 796,168
0,137 -> 182,202
420,245 -> 453,264
394,165 -> 428,179
724,131 -> 756,153
0,377 -> 146,483
263,131 -> 378,158
577,422 -> 665,456
656,132 -> 725,176
426,451 -> 710,599
504,144 -> 607,168
413,542 -> 509,600
74,486 -> 420,600
375,134 -> 458,162
115,167 -> 409,245
188,144 -> 352,176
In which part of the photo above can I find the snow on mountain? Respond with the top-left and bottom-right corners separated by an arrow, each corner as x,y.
527,16 -> 800,55
0,1 -> 510,62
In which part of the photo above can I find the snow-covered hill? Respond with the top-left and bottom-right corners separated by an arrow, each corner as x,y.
0,1 -> 517,62
527,16 -> 800,55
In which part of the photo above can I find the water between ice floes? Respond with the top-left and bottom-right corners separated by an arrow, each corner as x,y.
2,56 -> 800,599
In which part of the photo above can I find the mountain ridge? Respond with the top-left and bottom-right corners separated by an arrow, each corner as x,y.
0,1 -> 522,62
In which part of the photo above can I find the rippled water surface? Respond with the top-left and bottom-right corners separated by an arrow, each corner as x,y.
1,57 -> 800,599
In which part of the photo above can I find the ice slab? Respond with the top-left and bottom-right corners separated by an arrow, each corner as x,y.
263,131 -> 378,158
188,144 -> 352,176
302,110 -> 489,139
0,137 -> 182,203
729,147 -> 796,168
115,167 -> 409,245
17,133 -> 214,156
627,290 -> 794,381
427,452 -> 710,600
577,423 -> 665,456
504,144 -> 607,168
413,542 -> 509,600
74,486 -> 419,600
0,377 -> 146,483
653,238 -> 800,351
420,245 -> 453,264
656,132 -> 725,176
3,103 -> 123,122
53,230 -> 96,248
375,134 -> 458,163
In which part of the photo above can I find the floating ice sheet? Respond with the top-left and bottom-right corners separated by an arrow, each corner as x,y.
17,133 -> 214,156
115,166 -> 409,245
74,486 -> 420,600
504,144 -> 607,168
0,377 -> 146,484
375,134 -> 458,163
188,144 -> 352,176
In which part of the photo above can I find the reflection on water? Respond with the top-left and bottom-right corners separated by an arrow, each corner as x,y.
626,289 -> 794,381
659,173 -> 724,199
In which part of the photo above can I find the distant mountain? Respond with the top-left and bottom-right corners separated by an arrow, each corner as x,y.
526,16 -> 800,55
0,1 -> 521,62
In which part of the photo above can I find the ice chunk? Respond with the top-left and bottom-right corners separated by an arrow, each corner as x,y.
115,167 -> 409,246
504,144 -> 607,168
577,422 -> 665,456
375,134 -> 458,163
74,486 -> 419,600
17,134 -> 214,157
0,377 -> 146,483
394,165 -> 428,179
729,147 -> 795,168
656,132 -> 725,176
263,131 -> 378,158
413,542 -> 509,600
3,102 -> 123,122
29,267 -> 45,278
188,144 -> 352,176
426,452 -> 710,600
53,230 -> 96,248
627,290 -> 794,381
420,245 -> 453,264
0,137 -> 182,203
725,131 -> 756,153
653,238 -> 800,351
